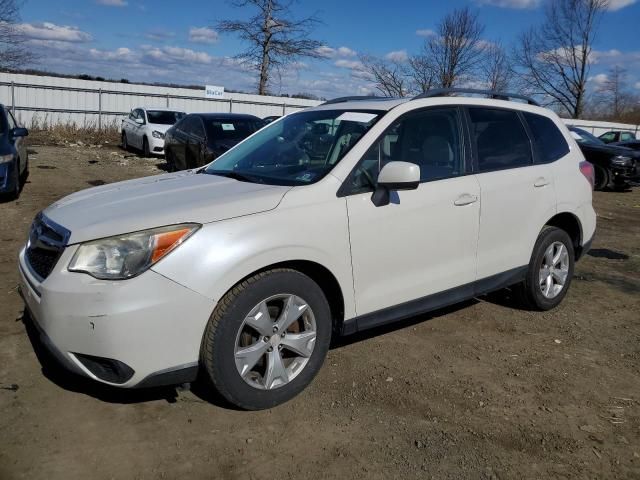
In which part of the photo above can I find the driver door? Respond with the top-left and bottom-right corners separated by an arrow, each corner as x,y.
343,107 -> 480,317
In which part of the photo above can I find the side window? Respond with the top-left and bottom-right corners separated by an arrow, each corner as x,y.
523,112 -> 570,164
468,108 -> 532,172
129,110 -> 136,120
621,132 -> 634,142
136,109 -> 146,123
600,132 -> 615,143
349,108 -> 463,193
6,109 -> 16,130
191,117 -> 205,139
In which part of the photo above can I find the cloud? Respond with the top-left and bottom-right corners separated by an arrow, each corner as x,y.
16,22 -> 92,42
145,30 -> 175,41
142,45 -> 213,65
334,59 -> 363,69
475,0 -> 541,8
96,0 -> 128,6
606,0 -> 637,11
189,27 -> 219,44
385,50 -> 408,62
416,29 -> 436,37
589,73 -> 609,86
316,45 -> 358,59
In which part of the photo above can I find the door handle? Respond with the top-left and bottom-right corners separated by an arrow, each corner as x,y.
454,194 -> 478,206
534,177 -> 550,188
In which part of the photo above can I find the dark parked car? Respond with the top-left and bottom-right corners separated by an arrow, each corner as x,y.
164,113 -> 261,171
0,105 -> 29,199
569,126 -> 639,190
612,140 -> 640,151
598,130 -> 636,144
262,115 -> 281,125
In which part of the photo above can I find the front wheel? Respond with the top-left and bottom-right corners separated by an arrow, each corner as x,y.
515,226 -> 575,311
121,131 -> 129,151
200,269 -> 332,410
142,137 -> 150,157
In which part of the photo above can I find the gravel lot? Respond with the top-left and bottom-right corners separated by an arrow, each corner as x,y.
1,145 -> 639,480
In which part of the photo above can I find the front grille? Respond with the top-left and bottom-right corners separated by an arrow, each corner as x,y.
25,213 -> 70,280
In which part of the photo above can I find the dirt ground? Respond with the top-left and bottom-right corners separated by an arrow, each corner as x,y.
0,145 -> 639,480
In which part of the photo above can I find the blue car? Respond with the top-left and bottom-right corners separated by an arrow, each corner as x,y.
0,105 -> 29,199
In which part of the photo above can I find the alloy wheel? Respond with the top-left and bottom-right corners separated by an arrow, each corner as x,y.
234,294 -> 317,390
539,241 -> 570,299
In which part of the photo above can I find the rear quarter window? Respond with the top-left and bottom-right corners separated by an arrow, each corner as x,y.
523,112 -> 570,164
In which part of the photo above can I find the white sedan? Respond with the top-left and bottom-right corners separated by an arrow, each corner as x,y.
121,107 -> 185,156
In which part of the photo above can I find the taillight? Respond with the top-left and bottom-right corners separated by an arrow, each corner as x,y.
579,161 -> 595,190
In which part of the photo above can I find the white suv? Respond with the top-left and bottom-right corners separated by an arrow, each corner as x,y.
19,90 -> 596,410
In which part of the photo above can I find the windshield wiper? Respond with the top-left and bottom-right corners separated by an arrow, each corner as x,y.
206,170 -> 263,183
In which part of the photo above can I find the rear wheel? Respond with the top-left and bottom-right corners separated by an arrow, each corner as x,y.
594,165 -> 611,191
515,226 -> 574,311
200,269 -> 332,410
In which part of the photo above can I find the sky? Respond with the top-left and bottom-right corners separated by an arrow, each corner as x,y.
15,0 -> 640,99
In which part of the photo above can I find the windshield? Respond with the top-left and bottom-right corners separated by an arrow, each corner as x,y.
204,109 -> 382,186
147,110 -> 185,125
570,127 -> 604,146
204,118 -> 260,141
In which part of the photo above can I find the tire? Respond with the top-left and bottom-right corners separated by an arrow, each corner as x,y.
121,131 -> 129,151
142,137 -> 150,157
594,165 -> 611,191
200,269 -> 332,410
165,149 -> 176,172
515,226 -> 575,311
21,152 -> 29,183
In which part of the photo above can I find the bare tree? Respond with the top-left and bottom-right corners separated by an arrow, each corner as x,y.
597,65 -> 635,120
513,0 -> 608,119
407,53 -> 436,94
424,7 -> 486,88
218,0 -> 323,95
482,42 -> 511,92
357,54 -> 410,97
0,0 -> 33,69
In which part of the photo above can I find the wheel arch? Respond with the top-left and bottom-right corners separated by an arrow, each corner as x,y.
544,212 -> 583,259
221,260 -> 346,335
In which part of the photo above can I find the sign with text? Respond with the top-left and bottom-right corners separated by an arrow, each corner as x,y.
205,85 -> 225,99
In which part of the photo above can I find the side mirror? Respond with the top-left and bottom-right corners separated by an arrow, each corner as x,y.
11,127 -> 28,138
135,118 -> 144,125
372,161 -> 420,207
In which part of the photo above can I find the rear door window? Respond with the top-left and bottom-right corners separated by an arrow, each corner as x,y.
523,112 -> 570,164
468,108 -> 533,172
620,132 -> 635,142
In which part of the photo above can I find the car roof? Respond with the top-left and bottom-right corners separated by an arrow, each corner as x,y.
140,107 -> 185,112
194,113 -> 261,120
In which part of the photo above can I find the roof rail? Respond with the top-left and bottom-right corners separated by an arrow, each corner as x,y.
322,95 -> 393,105
414,88 -> 540,106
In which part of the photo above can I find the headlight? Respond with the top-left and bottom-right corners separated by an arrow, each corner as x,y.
611,155 -> 632,166
68,224 -> 200,280
152,130 -> 165,139
0,154 -> 13,164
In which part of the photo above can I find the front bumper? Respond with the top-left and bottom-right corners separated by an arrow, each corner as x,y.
611,164 -> 637,183
18,246 -> 215,388
0,161 -> 17,193
149,135 -> 165,155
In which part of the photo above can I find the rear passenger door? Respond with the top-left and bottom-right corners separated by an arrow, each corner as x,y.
468,107 -> 558,281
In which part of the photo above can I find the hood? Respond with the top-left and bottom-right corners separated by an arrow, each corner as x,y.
579,142 -> 640,159
44,170 -> 290,244
147,123 -> 172,134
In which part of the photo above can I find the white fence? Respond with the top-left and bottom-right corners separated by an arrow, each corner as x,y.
0,72 -> 321,128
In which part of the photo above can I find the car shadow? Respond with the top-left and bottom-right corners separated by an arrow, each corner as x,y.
587,248 -> 629,260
